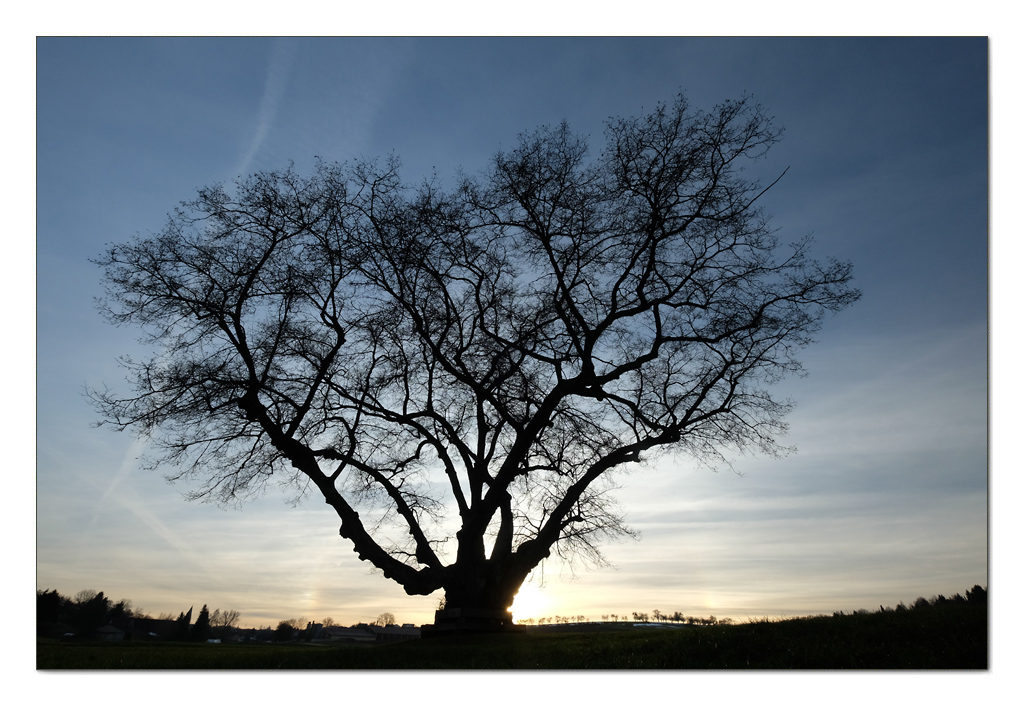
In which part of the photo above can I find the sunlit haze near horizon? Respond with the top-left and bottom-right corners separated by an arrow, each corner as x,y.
35,37 -> 988,632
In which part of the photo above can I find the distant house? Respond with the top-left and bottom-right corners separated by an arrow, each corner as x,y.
233,627 -> 271,643
318,626 -> 377,643
316,624 -> 421,643
92,624 -> 125,642
122,616 -> 178,640
367,624 -> 421,642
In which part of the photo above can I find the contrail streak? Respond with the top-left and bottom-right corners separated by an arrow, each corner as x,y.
233,38 -> 295,178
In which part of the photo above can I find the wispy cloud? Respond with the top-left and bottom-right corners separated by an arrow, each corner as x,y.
232,39 -> 296,178
78,437 -> 222,584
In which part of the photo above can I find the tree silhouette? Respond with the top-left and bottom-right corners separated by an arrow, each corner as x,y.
110,598 -> 134,619
175,606 -> 193,640
37,589 -> 63,625
966,585 -> 987,606
91,93 -> 858,633
375,612 -> 397,626
273,620 -> 297,642
75,591 -> 111,632
192,604 -> 212,640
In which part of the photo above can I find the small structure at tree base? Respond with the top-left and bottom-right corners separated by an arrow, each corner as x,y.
422,608 -> 520,637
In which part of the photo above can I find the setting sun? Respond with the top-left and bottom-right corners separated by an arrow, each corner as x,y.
510,581 -> 554,622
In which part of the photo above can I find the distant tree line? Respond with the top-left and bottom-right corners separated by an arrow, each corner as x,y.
36,588 -> 240,641
36,589 -> 135,636
515,611 -> 732,627
833,584 -> 988,617
272,617 -> 311,642
270,612 -> 404,643
513,586 -> 987,627
37,588 -> 419,643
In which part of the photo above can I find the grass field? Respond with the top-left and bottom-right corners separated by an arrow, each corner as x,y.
38,604 -> 986,670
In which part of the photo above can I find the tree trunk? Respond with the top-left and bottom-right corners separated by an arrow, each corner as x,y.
422,562 -> 527,636
426,607 -> 516,636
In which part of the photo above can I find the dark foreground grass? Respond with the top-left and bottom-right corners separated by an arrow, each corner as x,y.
38,604 -> 986,670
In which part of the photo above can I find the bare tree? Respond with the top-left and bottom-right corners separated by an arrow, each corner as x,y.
220,609 -> 242,631
91,93 -> 858,633
375,612 -> 397,627
273,619 -> 299,642
73,590 -> 98,606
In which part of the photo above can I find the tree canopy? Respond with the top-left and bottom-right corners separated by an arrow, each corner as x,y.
91,94 -> 859,630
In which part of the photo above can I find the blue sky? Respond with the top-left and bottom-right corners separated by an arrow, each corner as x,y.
34,37 -> 990,633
